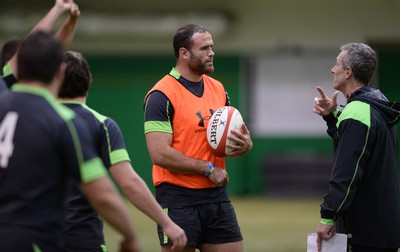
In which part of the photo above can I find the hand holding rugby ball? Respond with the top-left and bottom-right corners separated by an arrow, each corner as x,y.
206,106 -> 244,157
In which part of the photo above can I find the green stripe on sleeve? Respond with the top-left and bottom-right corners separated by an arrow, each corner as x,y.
163,208 -> 169,244
336,128 -> 370,214
320,218 -> 334,225
102,122 -> 113,159
110,149 -> 131,165
80,157 -> 107,183
144,121 -> 173,134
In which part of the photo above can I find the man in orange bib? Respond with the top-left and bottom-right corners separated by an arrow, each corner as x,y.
144,24 -> 252,252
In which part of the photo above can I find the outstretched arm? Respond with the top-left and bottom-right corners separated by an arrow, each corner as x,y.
110,161 -> 187,251
31,0 -> 74,33
9,0 -> 75,78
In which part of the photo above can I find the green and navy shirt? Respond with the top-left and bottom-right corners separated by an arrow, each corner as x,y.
320,86 -> 400,248
1,63 -> 17,90
0,85 -> 107,251
61,101 -> 130,247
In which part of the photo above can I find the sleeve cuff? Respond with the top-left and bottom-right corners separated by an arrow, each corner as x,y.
320,218 -> 334,225
322,113 -> 337,123
322,113 -> 338,129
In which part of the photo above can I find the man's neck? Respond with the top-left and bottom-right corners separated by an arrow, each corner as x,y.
342,80 -> 364,100
175,65 -> 203,82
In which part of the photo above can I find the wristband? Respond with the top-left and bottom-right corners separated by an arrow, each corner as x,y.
320,218 -> 334,225
204,162 -> 215,176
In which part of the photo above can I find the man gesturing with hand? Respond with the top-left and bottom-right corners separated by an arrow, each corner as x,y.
313,43 -> 400,252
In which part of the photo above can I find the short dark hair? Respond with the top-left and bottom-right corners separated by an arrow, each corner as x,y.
340,43 -> 377,86
1,39 -> 21,68
17,31 -> 64,85
59,51 -> 92,98
173,24 -> 209,58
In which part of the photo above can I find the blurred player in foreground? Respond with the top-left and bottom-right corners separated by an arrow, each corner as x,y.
313,43 -> 400,252
144,24 -> 252,252
0,31 -> 139,252
58,51 -> 187,252
0,75 -> 7,94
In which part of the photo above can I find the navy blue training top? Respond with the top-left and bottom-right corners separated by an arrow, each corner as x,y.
62,101 -> 131,247
0,85 -> 106,251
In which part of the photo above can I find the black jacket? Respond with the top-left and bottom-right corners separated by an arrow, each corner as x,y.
320,86 -> 400,248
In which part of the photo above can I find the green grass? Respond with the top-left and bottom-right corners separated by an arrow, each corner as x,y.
104,197 -> 321,252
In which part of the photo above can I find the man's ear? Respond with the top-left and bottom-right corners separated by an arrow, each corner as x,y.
179,47 -> 189,60
345,67 -> 352,79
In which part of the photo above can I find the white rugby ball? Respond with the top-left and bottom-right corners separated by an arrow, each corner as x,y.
206,106 -> 244,157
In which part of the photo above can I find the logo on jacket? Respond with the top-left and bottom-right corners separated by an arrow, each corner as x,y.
196,109 -> 215,127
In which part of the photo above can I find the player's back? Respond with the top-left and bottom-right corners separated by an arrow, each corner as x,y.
61,101 -> 130,249
62,102 -> 106,247
0,86 -> 80,248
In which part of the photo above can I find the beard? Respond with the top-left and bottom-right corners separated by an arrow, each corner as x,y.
188,60 -> 214,75
188,51 -> 214,75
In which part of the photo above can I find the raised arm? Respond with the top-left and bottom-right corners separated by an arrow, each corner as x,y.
8,0 -> 75,78
31,0 -> 74,33
55,2 -> 80,49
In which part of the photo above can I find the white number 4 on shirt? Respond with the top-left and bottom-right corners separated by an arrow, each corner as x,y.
0,112 -> 19,168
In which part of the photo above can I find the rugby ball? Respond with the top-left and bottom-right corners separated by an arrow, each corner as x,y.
206,106 -> 244,157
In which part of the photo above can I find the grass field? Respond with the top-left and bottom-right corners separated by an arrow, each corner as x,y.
104,197 -> 322,252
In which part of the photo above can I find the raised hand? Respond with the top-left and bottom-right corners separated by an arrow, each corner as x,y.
54,0 -> 74,13
69,2 -> 80,17
313,86 -> 339,116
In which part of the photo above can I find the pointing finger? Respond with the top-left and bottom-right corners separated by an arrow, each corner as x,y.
316,86 -> 327,98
